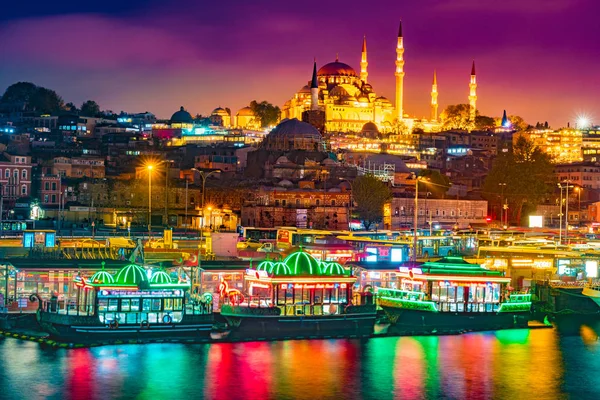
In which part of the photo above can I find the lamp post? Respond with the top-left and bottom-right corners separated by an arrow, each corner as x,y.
565,180 -> 570,244
413,176 -> 429,262
498,183 -> 507,226
558,183 -> 563,244
575,186 -> 582,224
184,176 -> 189,235
147,165 -> 153,235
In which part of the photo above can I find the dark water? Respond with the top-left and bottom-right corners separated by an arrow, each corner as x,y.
2,324 -> 600,400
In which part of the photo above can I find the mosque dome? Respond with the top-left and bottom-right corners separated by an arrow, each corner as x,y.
170,106 -> 193,124
330,86 -> 350,97
361,122 -> 379,134
283,251 -> 322,276
317,61 -> 357,77
212,107 -> 230,116
262,118 -> 323,152
236,106 -> 255,117
357,95 -> 370,103
298,85 -> 311,94
114,264 -> 148,286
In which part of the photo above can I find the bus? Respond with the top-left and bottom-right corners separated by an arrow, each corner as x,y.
241,227 -> 278,242
275,228 -> 335,249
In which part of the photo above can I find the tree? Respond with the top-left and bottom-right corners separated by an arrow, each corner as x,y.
508,115 -> 529,131
482,135 -> 555,224
64,102 -> 78,113
440,104 -> 475,130
80,100 -> 101,117
351,175 -> 392,230
249,100 -> 281,128
475,115 -> 495,130
418,169 -> 451,198
1,82 -> 64,114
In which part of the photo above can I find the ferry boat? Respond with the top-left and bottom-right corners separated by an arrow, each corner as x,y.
219,250 -> 377,340
582,283 -> 600,309
376,257 -> 532,335
31,264 -> 214,343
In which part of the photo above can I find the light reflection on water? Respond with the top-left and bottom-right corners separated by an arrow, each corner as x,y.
1,324 -> 600,399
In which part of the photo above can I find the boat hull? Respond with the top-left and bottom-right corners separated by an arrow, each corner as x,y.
380,306 -> 530,335
221,305 -> 377,340
582,287 -> 600,309
37,311 -> 215,343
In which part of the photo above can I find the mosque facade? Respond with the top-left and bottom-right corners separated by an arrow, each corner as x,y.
281,21 -> 478,134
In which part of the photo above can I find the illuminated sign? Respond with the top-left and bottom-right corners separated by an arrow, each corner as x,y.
399,267 -> 422,274
529,215 -> 543,228
279,283 -> 346,290
99,290 -> 182,297
245,268 -> 269,279
586,260 -> 598,278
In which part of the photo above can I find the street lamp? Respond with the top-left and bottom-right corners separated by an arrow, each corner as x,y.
147,164 -> 153,235
413,176 -> 429,262
498,183 -> 507,226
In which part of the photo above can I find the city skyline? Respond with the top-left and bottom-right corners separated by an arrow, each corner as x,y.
1,0 -> 599,127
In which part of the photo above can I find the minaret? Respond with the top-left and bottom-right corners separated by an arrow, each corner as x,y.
360,36 -> 368,84
468,61 -> 477,122
395,21 -> 405,120
310,59 -> 319,111
430,70 -> 438,121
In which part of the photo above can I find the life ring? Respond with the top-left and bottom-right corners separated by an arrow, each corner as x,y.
109,320 -> 119,330
140,320 -> 150,329
162,315 -> 172,324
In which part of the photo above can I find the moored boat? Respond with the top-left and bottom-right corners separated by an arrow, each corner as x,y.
219,250 -> 377,340
31,264 -> 214,343
377,257 -> 532,335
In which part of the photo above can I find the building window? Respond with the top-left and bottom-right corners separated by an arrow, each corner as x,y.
316,199 -> 320,206
52,194 -> 56,203
12,170 -> 17,179
44,195 -> 49,203
275,200 -> 280,206
45,182 -> 50,190
331,200 -> 336,206
52,182 -> 57,190
21,185 -> 26,195
21,169 -> 26,179
282,200 -> 287,206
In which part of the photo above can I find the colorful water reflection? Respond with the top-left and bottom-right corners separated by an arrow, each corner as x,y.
0,327 -> 598,399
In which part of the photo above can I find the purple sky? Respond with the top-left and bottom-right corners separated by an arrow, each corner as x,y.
1,0 -> 598,127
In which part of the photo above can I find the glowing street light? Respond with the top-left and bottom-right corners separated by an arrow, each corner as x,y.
147,164 -> 154,234
576,115 -> 591,129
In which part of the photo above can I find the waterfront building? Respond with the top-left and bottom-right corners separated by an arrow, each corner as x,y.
241,184 -> 351,229
389,197 -> 488,229
555,162 -> 600,189
515,129 -> 583,163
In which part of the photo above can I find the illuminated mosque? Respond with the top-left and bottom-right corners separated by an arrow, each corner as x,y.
281,21 -> 478,134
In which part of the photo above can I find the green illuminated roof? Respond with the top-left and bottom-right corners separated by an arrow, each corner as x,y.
283,251 -> 322,276
256,260 -> 275,273
420,257 -> 504,277
114,264 -> 148,285
320,261 -> 348,276
150,270 -> 173,284
272,261 -> 292,275
89,270 -> 115,284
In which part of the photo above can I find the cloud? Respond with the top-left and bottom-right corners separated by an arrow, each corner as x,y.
0,14 -> 202,70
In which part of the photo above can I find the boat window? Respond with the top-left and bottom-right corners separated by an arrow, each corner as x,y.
98,299 -> 108,312
456,287 -> 464,302
294,288 -> 303,304
302,289 -> 310,304
324,289 -> 332,303
164,298 -> 174,311
314,289 -> 323,304
339,288 -> 347,303
108,299 -> 119,311
277,288 -> 286,305
447,286 -> 456,302
131,299 -> 140,312
331,289 -> 339,303
121,299 -> 131,312
126,313 -> 137,324
143,298 -> 151,311
174,298 -> 183,311
151,299 -> 162,311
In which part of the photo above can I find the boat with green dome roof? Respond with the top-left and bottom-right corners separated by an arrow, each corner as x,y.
32,263 -> 215,343
219,250 -> 376,340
